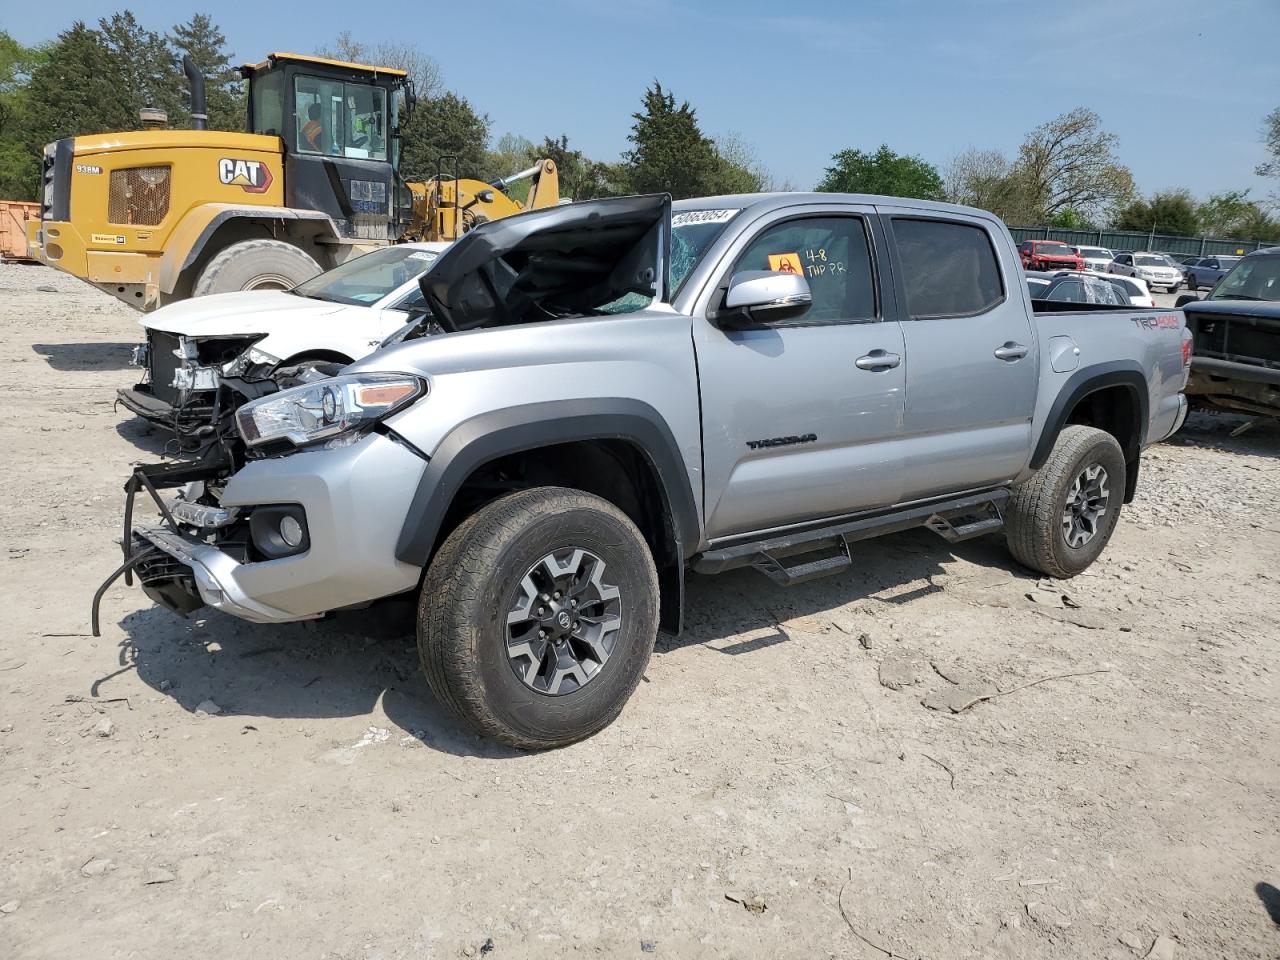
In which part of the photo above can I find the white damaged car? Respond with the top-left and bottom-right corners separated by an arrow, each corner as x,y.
118,242 -> 449,436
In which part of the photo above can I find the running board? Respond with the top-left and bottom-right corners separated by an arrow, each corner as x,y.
693,489 -> 1010,582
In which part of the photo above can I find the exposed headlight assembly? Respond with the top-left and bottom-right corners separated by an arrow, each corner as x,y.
236,373 -> 426,449
223,346 -> 279,378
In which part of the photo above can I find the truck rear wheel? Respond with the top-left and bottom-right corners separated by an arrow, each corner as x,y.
417,487 -> 659,750
1005,425 -> 1127,578
192,239 -> 321,297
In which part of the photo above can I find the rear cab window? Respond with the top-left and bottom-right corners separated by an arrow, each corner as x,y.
890,218 -> 1004,318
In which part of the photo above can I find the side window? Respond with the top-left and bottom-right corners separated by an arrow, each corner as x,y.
732,216 -> 877,324
892,218 -> 1004,319
296,76 -> 343,155
1046,280 -> 1084,303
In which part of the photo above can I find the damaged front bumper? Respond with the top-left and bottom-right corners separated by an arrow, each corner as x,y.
91,431 -> 429,635
130,525 -> 318,624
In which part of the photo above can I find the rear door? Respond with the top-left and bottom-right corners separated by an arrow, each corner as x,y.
880,211 -> 1039,502
693,205 -> 906,540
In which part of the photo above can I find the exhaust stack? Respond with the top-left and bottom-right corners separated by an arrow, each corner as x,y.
183,55 -> 207,130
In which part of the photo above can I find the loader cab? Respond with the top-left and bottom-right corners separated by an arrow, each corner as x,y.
243,52 -> 413,241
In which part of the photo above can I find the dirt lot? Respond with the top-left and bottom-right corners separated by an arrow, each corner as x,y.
1,263 -> 1278,959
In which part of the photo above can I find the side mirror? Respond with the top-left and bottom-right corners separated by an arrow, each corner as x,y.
717,270 -> 812,328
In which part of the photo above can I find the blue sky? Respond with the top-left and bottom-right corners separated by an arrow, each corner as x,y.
10,0 -> 1280,201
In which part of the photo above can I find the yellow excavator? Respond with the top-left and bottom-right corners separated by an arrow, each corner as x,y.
25,52 -> 560,310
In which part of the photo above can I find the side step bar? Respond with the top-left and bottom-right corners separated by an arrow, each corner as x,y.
693,489 -> 1009,585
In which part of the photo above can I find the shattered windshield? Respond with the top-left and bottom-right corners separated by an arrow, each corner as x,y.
1208,255 -> 1280,302
600,208 -> 742,314
291,246 -> 440,306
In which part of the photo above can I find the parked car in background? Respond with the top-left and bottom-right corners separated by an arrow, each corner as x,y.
1072,245 -> 1115,273
1025,270 -> 1128,305
1018,240 -> 1084,272
118,242 -> 451,437
1106,274 -> 1156,308
1185,255 -> 1241,291
1108,252 -> 1183,292
1180,247 -> 1280,417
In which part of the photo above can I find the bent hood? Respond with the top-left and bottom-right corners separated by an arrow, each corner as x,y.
419,193 -> 671,332
141,290 -> 346,337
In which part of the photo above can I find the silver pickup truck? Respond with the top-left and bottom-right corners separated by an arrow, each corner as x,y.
96,192 -> 1191,749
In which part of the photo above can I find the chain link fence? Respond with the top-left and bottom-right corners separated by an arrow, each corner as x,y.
1008,226 -> 1271,258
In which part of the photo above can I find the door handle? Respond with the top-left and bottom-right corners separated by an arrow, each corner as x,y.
855,350 -> 901,371
994,342 -> 1029,361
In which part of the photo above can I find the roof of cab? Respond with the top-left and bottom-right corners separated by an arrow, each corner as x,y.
670,192 -> 1006,224
241,52 -> 408,78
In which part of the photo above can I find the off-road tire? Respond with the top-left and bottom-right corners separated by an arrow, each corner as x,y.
418,487 -> 659,750
1005,425 -> 1127,579
192,239 -> 321,297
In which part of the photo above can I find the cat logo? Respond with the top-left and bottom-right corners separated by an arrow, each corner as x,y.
218,158 -> 273,194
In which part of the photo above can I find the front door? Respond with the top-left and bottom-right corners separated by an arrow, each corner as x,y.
880,211 -> 1039,502
694,209 -> 907,541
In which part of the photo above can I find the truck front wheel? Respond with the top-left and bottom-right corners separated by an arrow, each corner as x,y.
192,239 -> 321,297
1005,425 -> 1127,578
417,487 -> 659,750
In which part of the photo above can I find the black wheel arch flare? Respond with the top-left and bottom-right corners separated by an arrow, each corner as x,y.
1031,361 -> 1150,501
394,397 -> 701,570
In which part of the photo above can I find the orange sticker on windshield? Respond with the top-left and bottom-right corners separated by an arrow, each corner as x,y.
768,253 -> 803,275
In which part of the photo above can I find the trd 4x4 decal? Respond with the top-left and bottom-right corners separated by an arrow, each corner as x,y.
218,158 -> 273,194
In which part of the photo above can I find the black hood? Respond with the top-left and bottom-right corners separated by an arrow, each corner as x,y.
419,194 -> 671,332
1184,298 -> 1280,320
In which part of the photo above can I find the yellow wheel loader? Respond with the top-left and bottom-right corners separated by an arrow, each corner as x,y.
25,52 -> 559,310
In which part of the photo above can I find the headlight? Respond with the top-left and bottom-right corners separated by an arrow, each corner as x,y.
236,373 -> 426,449
222,345 -> 279,378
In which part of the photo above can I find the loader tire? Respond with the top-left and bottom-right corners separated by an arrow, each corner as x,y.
192,239 -> 321,297
418,487 -> 659,750
1005,425 -> 1127,579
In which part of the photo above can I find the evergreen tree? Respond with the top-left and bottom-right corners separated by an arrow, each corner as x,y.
624,82 -> 721,199
99,11 -> 184,125
22,22 -> 132,156
168,14 -> 243,131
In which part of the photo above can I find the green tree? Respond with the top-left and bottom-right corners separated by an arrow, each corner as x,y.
1114,189 -> 1199,236
1233,204 -> 1280,243
22,22 -> 133,159
400,90 -> 491,179
816,144 -> 943,200
624,82 -> 721,199
99,11 -> 184,124
1014,108 -> 1134,223
1046,208 -> 1094,230
1258,106 -> 1280,180
0,31 -> 45,198
1197,190 -> 1255,236
169,13 -> 243,131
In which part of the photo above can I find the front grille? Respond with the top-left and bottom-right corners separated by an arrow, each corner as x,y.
108,166 -> 171,225
1190,312 -> 1280,370
147,330 -> 181,405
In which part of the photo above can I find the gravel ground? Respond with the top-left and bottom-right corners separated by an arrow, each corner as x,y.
1,264 -> 1278,959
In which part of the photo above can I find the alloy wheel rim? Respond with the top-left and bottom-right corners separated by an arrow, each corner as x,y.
1061,463 -> 1110,549
505,548 -> 622,696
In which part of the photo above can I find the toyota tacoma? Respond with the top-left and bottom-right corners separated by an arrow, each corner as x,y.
94,192 -> 1191,749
